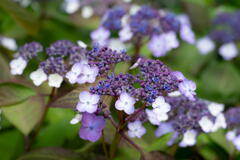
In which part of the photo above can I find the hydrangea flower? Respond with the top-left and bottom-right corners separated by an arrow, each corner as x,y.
77,91 -> 100,113
48,73 -> 64,88
108,38 -> 126,52
81,6 -> 94,19
91,27 -> 110,46
9,57 -> 27,75
0,36 -> 17,51
77,65 -> 99,84
63,0 -> 81,14
177,14 -> 195,44
119,25 -> 133,42
79,113 -> 105,142
178,80 -> 196,101
146,108 -> 169,125
207,102 -> 224,117
128,120 -> 146,138
211,113 -> 227,132
196,37 -> 215,55
179,129 -> 197,147
30,68 -> 48,86
115,92 -> 135,114
152,96 -> 171,112
148,32 -> 179,57
155,122 -> 174,137
66,63 -> 84,84
219,42 -> 238,60
70,113 -> 82,124
198,116 -> 214,133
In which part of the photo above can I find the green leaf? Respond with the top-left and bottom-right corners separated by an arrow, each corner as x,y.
0,130 -> 24,160
34,108 -> 79,148
0,53 -> 11,81
0,82 -> 36,107
17,147 -> 103,160
2,96 -> 44,135
0,0 -> 39,35
51,80 -> 101,108
198,61 -> 240,103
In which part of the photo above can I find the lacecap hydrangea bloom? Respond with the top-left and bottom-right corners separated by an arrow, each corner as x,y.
10,40 -> 131,88
91,5 -> 195,57
196,11 -> 240,60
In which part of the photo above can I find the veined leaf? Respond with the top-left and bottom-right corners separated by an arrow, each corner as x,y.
0,82 -> 36,107
2,96 -> 44,135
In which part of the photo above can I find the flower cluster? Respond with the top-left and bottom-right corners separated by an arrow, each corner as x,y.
91,5 -> 195,57
196,11 -> 240,60
10,40 -> 130,88
74,57 -> 198,142
225,107 -> 240,150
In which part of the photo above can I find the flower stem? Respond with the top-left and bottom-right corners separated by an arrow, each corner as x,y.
25,87 -> 57,152
102,130 -> 109,160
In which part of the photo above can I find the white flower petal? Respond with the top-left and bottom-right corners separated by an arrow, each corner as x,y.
48,74 -> 63,88
10,57 -> 27,75
30,68 -> 47,86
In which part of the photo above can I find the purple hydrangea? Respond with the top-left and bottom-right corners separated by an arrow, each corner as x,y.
79,113 -> 105,142
40,56 -> 68,76
46,40 -> 75,57
17,42 -> 43,60
102,6 -> 126,30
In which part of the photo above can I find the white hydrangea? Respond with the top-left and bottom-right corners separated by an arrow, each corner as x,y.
128,120 -> 146,138
70,113 -> 82,124
30,68 -> 47,86
179,130 -> 197,147
76,91 -> 100,113
48,73 -> 63,88
9,57 -> 27,75
115,92 -> 135,115
199,116 -> 214,133
81,6 -> 94,19
196,37 -> 215,55
219,42 -> 238,60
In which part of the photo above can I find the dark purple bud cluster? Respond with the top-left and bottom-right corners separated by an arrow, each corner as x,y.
90,58 -> 181,105
69,46 -> 88,65
90,73 -> 140,97
17,42 -> 43,61
102,6 -> 126,30
225,107 -> 240,129
160,13 -> 180,33
46,40 -> 75,57
130,6 -> 160,36
165,96 -> 214,134
86,45 -> 131,75
40,57 -> 68,76
209,11 -> 240,43
137,58 -> 179,104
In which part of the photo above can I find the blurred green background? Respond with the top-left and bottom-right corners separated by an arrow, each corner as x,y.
1,0 -> 240,159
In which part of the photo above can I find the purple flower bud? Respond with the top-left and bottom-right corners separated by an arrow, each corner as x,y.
40,56 -> 68,76
46,40 -> 75,57
17,42 -> 43,60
